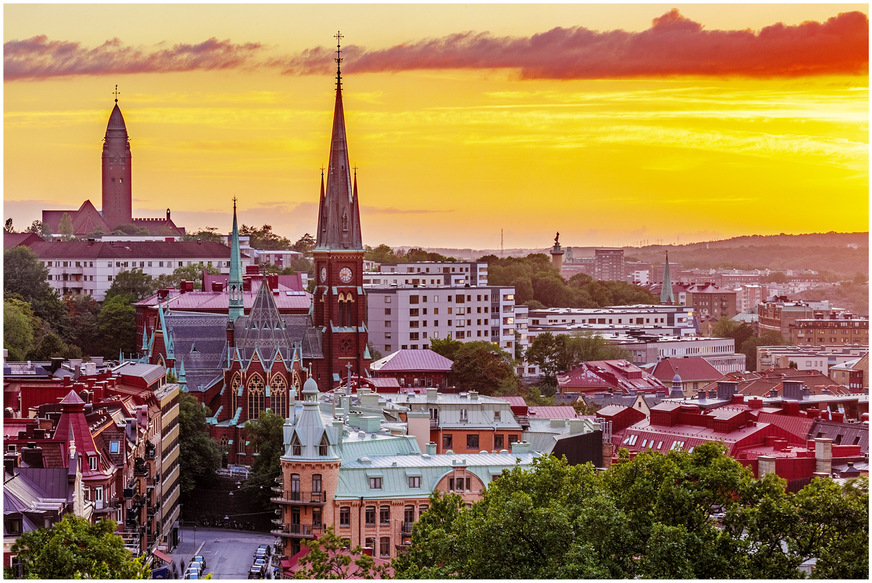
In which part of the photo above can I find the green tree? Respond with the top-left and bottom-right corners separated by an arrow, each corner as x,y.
4,298 -> 36,360
450,341 -> 518,395
4,246 -> 71,338
4,218 -> 14,233
291,232 -> 316,254
97,295 -> 137,358
65,293 -> 102,357
243,409 -> 286,510
182,227 -> 224,243
111,223 -> 150,236
154,262 -> 220,291
58,212 -> 75,239
240,224 -> 292,250
178,392 -> 222,498
5,514 -> 149,579
294,527 -> 386,579
105,268 -> 157,302
741,330 -> 789,372
525,332 -> 575,385
364,243 -> 397,264
570,330 -> 631,363
391,491 -> 467,579
428,336 -> 463,361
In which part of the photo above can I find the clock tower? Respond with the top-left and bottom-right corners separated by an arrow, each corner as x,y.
312,32 -> 370,387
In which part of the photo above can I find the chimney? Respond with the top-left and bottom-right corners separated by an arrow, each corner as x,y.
20,443 -> 44,468
212,281 -> 224,292
757,455 -> 777,478
426,387 -> 438,402
425,442 -> 437,455
510,440 -> 532,455
166,208 -> 171,220
468,390 -> 478,400
697,390 -> 706,400
717,381 -> 738,401
4,452 -> 20,475
783,380 -> 803,400
814,438 -> 833,476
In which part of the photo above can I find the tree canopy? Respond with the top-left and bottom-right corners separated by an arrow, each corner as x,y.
5,514 -> 149,579
294,527 -> 387,579
243,408 -> 286,511
240,224 -> 292,250
393,444 -> 869,579
178,392 -> 222,498
525,331 -> 631,385
104,268 -> 157,303
449,341 -> 518,395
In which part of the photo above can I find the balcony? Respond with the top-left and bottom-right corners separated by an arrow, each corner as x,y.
270,490 -> 326,505
271,523 -> 323,539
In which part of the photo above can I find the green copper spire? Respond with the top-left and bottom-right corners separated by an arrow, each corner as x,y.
660,251 -> 675,305
228,197 -> 244,322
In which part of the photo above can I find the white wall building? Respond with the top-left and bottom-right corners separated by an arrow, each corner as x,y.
27,240 -> 249,301
370,261 -> 488,286
527,305 -> 698,339
366,285 -> 518,356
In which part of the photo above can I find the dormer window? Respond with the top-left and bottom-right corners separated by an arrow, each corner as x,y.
318,434 -> 329,457
291,433 -> 301,456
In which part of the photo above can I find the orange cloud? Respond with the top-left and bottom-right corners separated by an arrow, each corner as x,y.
4,36 -> 263,80
291,10 -> 869,78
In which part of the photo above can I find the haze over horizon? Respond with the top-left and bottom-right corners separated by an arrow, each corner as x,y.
4,3 -> 868,249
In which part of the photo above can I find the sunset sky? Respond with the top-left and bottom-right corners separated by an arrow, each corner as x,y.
3,3 -> 868,250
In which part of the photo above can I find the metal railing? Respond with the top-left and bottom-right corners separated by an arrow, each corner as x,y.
271,490 -> 326,503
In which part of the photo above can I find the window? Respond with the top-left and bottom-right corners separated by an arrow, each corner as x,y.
290,474 -> 300,499
247,374 -> 266,420
271,374 -> 287,418
89,456 -> 97,471
365,506 -> 376,526
494,434 -> 504,450
319,434 -> 329,456
410,295 -> 419,304
408,476 -> 421,488
313,507 -> 322,527
380,505 -> 390,525
339,506 -> 351,527
442,434 -> 453,450
109,441 -> 120,454
312,474 -> 322,494
290,433 -> 301,456
459,408 -> 468,421
94,486 -> 103,503
365,537 -> 375,551
467,434 -> 479,449
369,476 -> 383,490
379,537 -> 390,558
508,434 -> 519,444
385,308 -> 391,315
494,410 -> 501,421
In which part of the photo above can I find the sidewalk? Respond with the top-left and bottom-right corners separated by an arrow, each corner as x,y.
166,526 -> 206,578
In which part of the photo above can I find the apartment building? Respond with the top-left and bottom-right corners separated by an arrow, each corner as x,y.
527,305 -> 697,339
790,315 -> 869,346
367,261 -> 488,286
757,299 -> 833,338
686,283 -> 738,319
594,248 -> 624,281
366,285 -> 518,354
756,344 -> 869,375
18,239 -> 248,301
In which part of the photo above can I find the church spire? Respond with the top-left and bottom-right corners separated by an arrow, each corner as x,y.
660,251 -> 675,305
228,197 -> 244,322
315,31 -> 362,251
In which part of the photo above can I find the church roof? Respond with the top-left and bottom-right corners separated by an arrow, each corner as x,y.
107,103 -> 127,132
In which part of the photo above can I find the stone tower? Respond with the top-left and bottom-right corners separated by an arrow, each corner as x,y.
550,232 -> 565,272
312,33 -> 370,386
101,90 -> 133,230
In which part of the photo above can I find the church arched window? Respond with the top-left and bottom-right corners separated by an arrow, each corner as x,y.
231,373 -> 241,413
247,374 -> 265,420
220,435 -> 229,453
271,374 -> 287,419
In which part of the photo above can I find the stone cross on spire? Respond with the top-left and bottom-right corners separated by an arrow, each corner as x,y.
113,84 -> 120,103
335,31 -> 344,90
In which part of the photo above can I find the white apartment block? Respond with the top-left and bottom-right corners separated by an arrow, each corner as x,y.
608,334 -> 743,372
735,284 -> 766,313
366,285 -> 517,356
756,344 -> 868,375
368,261 -> 488,286
527,305 -> 698,339
27,240 -> 249,301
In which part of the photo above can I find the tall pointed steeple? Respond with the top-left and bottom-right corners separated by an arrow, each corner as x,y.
102,85 -> 133,230
315,32 -> 363,251
228,198 -> 244,322
660,251 -> 675,305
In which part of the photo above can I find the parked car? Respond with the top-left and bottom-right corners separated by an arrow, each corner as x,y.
185,568 -> 201,579
248,565 -> 263,579
192,555 -> 206,569
256,544 -> 271,557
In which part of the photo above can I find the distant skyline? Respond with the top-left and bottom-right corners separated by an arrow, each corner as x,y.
3,3 -> 868,249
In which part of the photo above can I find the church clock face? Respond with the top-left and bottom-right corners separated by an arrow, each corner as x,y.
339,267 -> 353,284
320,267 -> 327,282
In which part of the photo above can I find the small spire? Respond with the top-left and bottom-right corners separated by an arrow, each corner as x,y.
334,31 -> 344,91
113,84 -> 120,104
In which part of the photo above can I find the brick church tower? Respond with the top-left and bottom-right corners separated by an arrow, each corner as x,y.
101,88 -> 133,230
312,33 -> 370,386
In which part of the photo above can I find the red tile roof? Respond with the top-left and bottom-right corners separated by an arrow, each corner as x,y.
528,406 -> 578,419
370,349 -> 453,372
652,357 -> 721,383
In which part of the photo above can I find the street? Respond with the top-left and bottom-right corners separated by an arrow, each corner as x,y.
167,526 -> 277,579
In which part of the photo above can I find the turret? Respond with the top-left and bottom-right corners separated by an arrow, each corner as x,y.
228,198 -> 244,322
101,86 -> 133,230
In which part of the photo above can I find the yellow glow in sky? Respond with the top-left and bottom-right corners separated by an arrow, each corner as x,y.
3,4 -> 868,249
